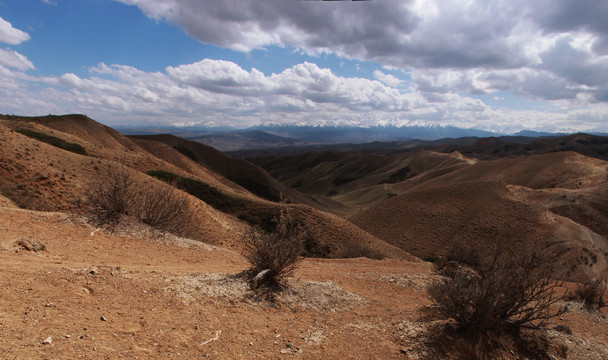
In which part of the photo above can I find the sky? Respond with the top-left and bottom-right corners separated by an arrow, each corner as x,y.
0,0 -> 607,133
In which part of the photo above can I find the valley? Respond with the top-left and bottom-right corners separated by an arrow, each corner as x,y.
1,114 -> 607,359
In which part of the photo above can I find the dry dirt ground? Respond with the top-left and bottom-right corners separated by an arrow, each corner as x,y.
1,206 -> 607,360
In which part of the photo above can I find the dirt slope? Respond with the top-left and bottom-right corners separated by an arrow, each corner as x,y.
251,149 -> 472,213
0,115 -> 407,259
1,206 -> 606,359
350,152 -> 608,282
129,134 -> 355,217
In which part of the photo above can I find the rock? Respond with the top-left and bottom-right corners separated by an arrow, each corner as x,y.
252,269 -> 271,288
43,336 -> 52,345
100,315 -> 107,321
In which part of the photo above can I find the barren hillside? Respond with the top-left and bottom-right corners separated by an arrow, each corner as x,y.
0,114 -> 407,258
1,114 -> 608,359
350,152 -> 608,282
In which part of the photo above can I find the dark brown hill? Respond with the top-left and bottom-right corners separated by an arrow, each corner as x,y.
350,151 -> 608,282
441,133 -> 608,161
251,149 -> 473,212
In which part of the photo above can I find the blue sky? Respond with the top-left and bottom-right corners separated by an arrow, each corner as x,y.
0,0 -> 607,133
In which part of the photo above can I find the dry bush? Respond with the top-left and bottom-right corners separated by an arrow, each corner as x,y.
86,163 -> 135,224
86,163 -> 196,236
429,240 -> 567,334
135,181 -> 196,237
0,183 -> 55,212
242,199 -> 305,290
574,275 -> 607,310
336,241 -> 384,260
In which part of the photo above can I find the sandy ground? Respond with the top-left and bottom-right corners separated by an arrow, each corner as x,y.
1,206 -> 607,359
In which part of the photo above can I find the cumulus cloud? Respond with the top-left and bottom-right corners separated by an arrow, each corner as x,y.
373,70 -> 402,87
114,0 -> 608,105
0,48 -> 35,71
0,17 -> 30,45
2,56 -> 606,133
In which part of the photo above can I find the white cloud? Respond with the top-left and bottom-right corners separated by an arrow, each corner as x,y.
2,57 -> 607,133
0,48 -> 35,71
114,0 -> 608,107
0,17 -> 30,45
373,70 -> 402,87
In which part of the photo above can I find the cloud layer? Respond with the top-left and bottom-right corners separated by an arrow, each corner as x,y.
2,55 -> 606,133
117,0 -> 608,104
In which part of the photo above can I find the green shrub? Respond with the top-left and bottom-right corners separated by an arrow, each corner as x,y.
172,145 -> 198,161
16,128 -> 87,155
146,170 -> 238,211
380,166 -> 416,184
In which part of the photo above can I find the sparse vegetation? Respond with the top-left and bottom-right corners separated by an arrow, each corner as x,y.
380,166 -> 415,184
332,176 -> 357,186
16,128 -> 87,155
429,240 -> 568,334
86,164 -> 195,236
242,198 -> 305,290
172,144 -> 198,161
86,164 -> 135,224
147,169 -> 277,232
0,183 -> 55,212
336,241 -> 384,260
17,238 -> 46,252
146,170 -> 238,211
326,189 -> 339,197
573,275 -> 607,310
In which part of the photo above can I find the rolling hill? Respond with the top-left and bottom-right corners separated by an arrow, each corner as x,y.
349,152 -> 608,282
0,114 -> 410,260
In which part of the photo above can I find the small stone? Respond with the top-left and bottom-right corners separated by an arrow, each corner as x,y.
100,315 -> 107,321
65,334 -> 71,338
249,342 -> 253,346
43,336 -> 52,345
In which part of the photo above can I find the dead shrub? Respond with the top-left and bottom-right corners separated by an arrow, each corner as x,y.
573,274 -> 607,310
428,240 -> 567,334
0,183 -> 55,212
336,241 -> 384,260
86,163 -> 196,237
242,198 -> 305,290
134,181 -> 196,237
86,163 -> 135,224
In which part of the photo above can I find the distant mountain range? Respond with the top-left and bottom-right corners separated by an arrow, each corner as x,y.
118,123 -> 607,152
